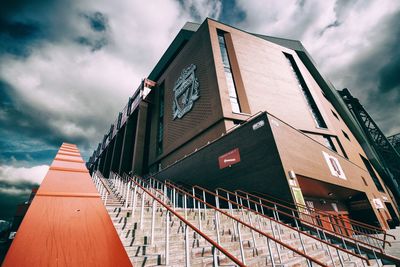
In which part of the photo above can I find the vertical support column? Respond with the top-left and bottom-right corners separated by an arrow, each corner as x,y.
98,152 -> 106,175
118,112 -> 138,175
132,102 -> 148,176
103,139 -> 115,178
110,125 -> 125,175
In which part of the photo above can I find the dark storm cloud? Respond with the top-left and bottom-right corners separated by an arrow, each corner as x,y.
0,80 -> 100,164
76,36 -> 108,52
220,0 -> 246,24
84,12 -> 108,32
0,18 -> 44,57
376,16 -> 400,95
76,12 -> 109,51
0,81 -> 58,164
329,10 -> 400,135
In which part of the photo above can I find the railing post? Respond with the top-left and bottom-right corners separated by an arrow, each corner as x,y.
212,246 -> 218,267
215,210 -> 221,246
237,221 -> 246,265
197,201 -> 202,231
215,189 -> 220,209
131,185 -> 137,222
246,194 -> 251,209
165,210 -> 170,266
248,212 -> 258,252
151,199 -> 156,244
383,231 -> 387,249
184,194 -> 187,220
173,188 -> 176,210
266,238 -> 275,267
269,216 -> 282,263
184,224 -> 190,267
125,181 -> 131,208
202,190 -> 207,215
140,190 -> 145,230
336,248 -> 345,267
192,188 -> 196,209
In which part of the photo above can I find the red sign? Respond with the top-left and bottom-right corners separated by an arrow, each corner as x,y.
218,148 -> 241,169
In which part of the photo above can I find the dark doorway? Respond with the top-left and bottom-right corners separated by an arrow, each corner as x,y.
385,202 -> 400,229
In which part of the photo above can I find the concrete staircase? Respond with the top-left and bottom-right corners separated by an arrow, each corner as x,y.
92,172 -> 397,266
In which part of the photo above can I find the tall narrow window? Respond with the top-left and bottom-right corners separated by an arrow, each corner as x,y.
156,83 -> 164,155
335,137 -> 348,159
284,53 -> 327,128
217,30 -> 241,113
360,155 -> 384,192
323,135 -> 337,152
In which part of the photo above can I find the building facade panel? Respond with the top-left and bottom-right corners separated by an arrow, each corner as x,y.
148,22 -> 224,169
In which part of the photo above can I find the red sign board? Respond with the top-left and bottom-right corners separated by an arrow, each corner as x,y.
218,148 -> 241,169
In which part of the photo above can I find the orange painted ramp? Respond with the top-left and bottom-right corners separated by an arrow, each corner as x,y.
3,143 -> 132,267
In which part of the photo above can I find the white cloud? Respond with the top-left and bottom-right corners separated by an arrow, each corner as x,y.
0,164 -> 48,185
235,0 -> 400,134
0,187 -> 32,196
0,0 -> 222,151
236,0 -> 399,71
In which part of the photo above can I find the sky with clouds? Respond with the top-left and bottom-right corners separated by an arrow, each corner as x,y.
0,0 -> 399,220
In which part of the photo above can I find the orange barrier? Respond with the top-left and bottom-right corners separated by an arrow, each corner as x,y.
3,143 -> 132,267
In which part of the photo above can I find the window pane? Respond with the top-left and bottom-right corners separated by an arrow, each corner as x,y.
284,53 -> 327,128
218,30 -> 241,113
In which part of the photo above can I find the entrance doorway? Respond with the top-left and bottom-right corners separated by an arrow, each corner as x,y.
385,202 -> 400,228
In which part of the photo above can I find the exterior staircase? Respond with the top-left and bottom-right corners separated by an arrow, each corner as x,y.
92,171 -> 399,267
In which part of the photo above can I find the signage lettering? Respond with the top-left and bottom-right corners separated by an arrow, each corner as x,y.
218,148 -> 241,169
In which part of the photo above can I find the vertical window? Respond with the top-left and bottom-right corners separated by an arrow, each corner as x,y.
342,130 -> 350,141
323,135 -> 337,152
335,137 -> 348,159
156,83 -> 164,156
360,155 -> 384,192
217,30 -> 241,113
284,53 -> 327,128
331,110 -> 339,120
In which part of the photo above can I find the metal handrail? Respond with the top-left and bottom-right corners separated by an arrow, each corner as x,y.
254,190 -> 394,238
116,174 -> 245,266
236,189 -> 391,249
162,180 -> 330,267
194,185 -> 371,266
94,171 -> 111,194
93,171 -> 111,205
217,187 -> 386,265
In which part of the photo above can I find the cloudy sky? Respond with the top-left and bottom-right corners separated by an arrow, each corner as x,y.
0,0 -> 399,220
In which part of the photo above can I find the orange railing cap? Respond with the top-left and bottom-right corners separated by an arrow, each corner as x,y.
3,144 -> 131,267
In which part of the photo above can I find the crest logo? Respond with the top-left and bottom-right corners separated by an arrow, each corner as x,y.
172,64 -> 199,119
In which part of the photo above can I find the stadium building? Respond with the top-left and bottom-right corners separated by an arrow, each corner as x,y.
88,18 -> 399,230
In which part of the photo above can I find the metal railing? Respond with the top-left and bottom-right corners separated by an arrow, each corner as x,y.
92,171 -> 110,205
193,185 -> 372,267
238,190 -> 392,251
214,187 -> 381,266
148,177 -> 346,266
253,190 -> 395,246
106,172 -> 245,266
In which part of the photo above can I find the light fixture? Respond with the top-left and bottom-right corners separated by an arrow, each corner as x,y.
288,170 -> 296,179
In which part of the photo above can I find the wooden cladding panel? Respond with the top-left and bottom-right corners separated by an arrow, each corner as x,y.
207,19 -> 381,181
267,113 -> 395,227
148,22 -> 224,165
